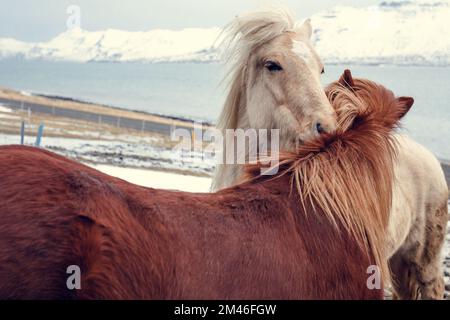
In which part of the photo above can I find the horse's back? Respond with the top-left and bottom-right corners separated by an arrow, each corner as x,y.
0,146 -> 84,298
0,145 -> 162,299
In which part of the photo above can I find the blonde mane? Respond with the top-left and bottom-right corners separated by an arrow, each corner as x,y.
245,78 -> 409,282
217,8 -> 297,131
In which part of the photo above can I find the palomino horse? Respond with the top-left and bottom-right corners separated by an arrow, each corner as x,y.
211,8 -> 336,191
0,78 -> 411,299
336,70 -> 448,300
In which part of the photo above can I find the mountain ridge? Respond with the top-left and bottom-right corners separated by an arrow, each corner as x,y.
0,0 -> 449,65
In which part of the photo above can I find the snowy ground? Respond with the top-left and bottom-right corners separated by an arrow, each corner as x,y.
90,164 -> 211,192
0,105 -> 13,113
0,104 -> 214,176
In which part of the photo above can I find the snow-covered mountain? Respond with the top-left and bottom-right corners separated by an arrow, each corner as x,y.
0,27 -> 222,63
312,0 -> 450,65
0,0 -> 449,65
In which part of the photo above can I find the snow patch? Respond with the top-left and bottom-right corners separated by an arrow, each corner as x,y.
0,105 -> 13,113
90,164 -> 211,192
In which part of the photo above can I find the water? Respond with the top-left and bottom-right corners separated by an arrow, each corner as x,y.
0,59 -> 225,122
0,58 -> 449,160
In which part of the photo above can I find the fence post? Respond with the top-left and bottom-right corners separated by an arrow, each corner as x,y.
35,123 -> 44,147
20,121 -> 25,145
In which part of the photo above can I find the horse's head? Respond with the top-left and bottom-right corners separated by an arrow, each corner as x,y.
326,69 -> 414,132
219,8 -> 336,148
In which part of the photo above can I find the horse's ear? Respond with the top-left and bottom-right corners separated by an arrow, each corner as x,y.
338,69 -> 355,89
295,18 -> 312,39
395,96 -> 414,119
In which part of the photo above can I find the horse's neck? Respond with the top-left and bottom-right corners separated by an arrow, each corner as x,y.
211,164 -> 244,191
211,105 -> 247,191
211,114 -> 279,191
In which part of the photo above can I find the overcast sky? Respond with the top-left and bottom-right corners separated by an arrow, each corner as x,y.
1,0 -> 392,41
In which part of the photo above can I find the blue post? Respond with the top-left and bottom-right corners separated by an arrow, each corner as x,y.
20,121 -> 25,145
35,123 -> 44,147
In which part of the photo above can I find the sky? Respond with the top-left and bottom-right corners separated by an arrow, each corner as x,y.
0,0 -> 396,41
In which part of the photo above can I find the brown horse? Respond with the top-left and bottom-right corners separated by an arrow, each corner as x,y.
0,76 -> 412,299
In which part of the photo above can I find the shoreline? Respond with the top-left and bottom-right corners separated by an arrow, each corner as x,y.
0,87 -> 213,136
33,92 -> 214,126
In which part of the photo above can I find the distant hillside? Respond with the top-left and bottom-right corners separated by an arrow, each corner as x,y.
0,0 -> 449,65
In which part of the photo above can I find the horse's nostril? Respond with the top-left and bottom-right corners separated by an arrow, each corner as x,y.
316,122 -> 325,134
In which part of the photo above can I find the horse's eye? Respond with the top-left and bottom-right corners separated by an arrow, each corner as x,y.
264,61 -> 283,72
321,67 -> 325,74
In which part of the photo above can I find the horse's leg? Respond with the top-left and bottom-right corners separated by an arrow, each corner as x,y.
390,202 -> 447,300
413,202 -> 448,299
389,253 -> 420,299
387,182 -> 418,300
